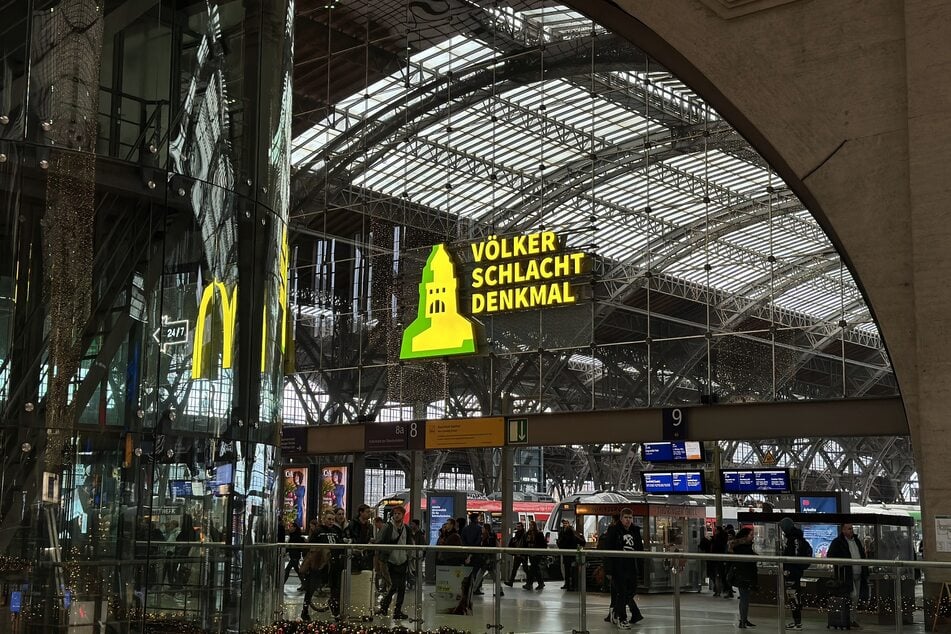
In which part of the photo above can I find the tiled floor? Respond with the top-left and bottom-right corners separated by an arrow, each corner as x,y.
282,578 -> 927,633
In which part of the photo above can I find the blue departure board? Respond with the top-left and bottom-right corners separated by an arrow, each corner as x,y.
642,441 -> 704,462
642,470 -> 705,494
721,469 -> 790,493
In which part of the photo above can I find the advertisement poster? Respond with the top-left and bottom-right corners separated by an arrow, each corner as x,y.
322,466 -> 348,513
434,565 -> 473,615
429,495 -> 455,547
802,523 -> 838,558
283,467 -> 308,528
935,516 -> 951,553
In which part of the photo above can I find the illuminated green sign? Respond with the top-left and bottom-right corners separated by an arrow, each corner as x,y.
399,244 -> 477,360
400,232 -> 588,360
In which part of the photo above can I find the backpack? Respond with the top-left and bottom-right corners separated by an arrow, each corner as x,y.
795,537 -> 813,567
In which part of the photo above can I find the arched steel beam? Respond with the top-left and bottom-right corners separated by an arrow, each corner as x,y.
292,34 -> 653,207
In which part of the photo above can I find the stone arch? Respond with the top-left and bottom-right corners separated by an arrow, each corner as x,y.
574,1 -> 951,580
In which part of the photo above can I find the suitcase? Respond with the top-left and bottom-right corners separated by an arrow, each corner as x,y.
826,595 -> 851,630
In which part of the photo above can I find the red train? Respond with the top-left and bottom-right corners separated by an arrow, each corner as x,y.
377,490 -> 554,531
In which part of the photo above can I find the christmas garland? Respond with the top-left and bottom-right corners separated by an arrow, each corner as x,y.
137,616 -> 470,634
256,623 -> 470,634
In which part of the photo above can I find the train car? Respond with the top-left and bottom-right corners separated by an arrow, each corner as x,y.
545,491 -> 707,593
376,490 -> 554,531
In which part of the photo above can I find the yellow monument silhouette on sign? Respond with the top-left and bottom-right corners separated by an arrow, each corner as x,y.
400,244 -> 476,360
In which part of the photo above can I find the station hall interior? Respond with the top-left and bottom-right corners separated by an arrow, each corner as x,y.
0,0 -> 949,632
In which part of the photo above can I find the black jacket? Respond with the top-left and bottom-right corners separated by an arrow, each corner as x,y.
346,519 -> 374,570
287,529 -> 305,559
557,526 -> 582,550
313,524 -> 345,566
826,534 -> 869,590
508,528 -> 526,549
729,541 -> 758,589
604,522 -> 644,576
781,527 -> 810,580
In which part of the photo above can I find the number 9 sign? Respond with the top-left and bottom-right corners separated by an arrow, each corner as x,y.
662,407 -> 687,440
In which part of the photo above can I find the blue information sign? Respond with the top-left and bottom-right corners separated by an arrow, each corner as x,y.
10,591 -> 21,613
428,495 -> 455,547
642,470 -> 705,494
642,441 -> 704,463
721,469 -> 790,493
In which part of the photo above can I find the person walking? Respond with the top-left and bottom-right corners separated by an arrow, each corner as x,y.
162,520 -> 180,587
302,508 -> 344,621
712,526 -> 733,598
504,522 -> 529,587
284,522 -> 305,587
460,512 -> 483,548
557,518 -> 582,591
472,523 -> 504,596
599,515 -> 620,623
779,517 -> 813,630
436,518 -> 466,565
523,520 -> 547,590
407,518 -> 426,588
826,523 -> 868,629
698,529 -> 716,595
374,505 -> 413,620
729,527 -> 759,629
373,516 -> 392,594
605,508 -> 644,629
346,504 -> 374,571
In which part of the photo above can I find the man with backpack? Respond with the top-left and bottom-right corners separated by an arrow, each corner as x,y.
374,505 -> 413,620
779,517 -> 813,630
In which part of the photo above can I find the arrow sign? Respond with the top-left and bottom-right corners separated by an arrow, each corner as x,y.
507,418 -> 528,445
152,318 -> 190,351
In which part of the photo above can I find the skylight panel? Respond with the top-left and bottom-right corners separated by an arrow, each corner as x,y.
412,35 -> 496,75
291,7 -> 884,350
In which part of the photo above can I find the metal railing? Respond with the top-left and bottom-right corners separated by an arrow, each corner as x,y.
19,540 -> 948,633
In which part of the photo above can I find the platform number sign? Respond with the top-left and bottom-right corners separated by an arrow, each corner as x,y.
507,418 -> 528,445
662,408 -> 688,440
407,420 -> 426,451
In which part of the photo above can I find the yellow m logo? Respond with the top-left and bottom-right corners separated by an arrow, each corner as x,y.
191,281 -> 238,379
191,230 -> 290,379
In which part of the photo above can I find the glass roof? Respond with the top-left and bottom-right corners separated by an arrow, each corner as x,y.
291,4 -> 884,351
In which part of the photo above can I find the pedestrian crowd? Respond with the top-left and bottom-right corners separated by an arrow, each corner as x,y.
284,507 -> 873,631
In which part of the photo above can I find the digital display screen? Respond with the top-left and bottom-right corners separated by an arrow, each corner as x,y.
642,471 -> 705,494
208,464 -> 233,495
428,495 -> 455,547
798,496 -> 838,514
721,469 -> 790,493
169,480 -> 204,498
642,441 -> 704,462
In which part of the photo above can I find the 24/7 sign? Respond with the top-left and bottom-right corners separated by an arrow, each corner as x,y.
152,319 -> 190,352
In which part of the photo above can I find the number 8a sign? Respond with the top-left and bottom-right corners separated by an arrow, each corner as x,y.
662,408 -> 688,440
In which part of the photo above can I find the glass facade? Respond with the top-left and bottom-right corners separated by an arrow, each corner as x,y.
0,0 -> 292,631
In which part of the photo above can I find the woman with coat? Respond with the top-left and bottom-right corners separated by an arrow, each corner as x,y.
729,527 -> 759,629
523,521 -> 548,590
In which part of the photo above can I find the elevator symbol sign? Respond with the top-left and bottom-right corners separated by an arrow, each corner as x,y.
507,418 -> 528,445
399,244 -> 477,360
